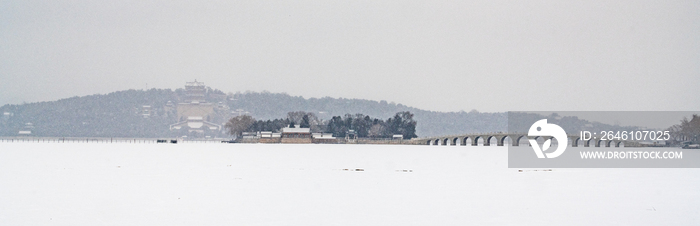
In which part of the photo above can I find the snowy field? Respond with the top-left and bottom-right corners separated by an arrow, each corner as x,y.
1,143 -> 698,225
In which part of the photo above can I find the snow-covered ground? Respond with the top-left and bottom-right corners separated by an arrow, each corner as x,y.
1,143 -> 698,225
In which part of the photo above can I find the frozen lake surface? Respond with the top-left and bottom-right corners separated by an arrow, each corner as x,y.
1,143 -> 698,225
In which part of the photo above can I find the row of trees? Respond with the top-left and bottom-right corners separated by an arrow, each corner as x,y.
326,111 -> 417,138
224,111 -> 418,139
224,111 -> 324,138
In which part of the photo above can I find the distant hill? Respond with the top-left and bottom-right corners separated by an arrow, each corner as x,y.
1,89 -> 643,138
1,88 -> 644,138
0,88 -> 510,138
0,89 -> 180,137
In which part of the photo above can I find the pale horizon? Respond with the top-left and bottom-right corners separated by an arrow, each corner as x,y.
2,1 -> 699,112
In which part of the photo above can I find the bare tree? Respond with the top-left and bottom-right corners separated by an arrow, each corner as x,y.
287,111 -> 307,124
369,124 -> 385,138
669,114 -> 700,144
287,111 -> 323,131
224,115 -> 255,138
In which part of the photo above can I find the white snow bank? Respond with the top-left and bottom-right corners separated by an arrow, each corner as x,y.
0,143 -> 698,225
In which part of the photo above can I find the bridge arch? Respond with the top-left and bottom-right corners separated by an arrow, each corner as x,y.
463,137 -> 472,146
596,139 -> 606,147
485,136 -> 496,146
531,136 -> 540,146
573,137 -> 581,147
442,138 -> 450,146
585,139 -> 594,147
499,136 -> 511,146
514,135 -> 527,146
530,136 -> 552,147
607,140 -> 616,147
473,136 -> 483,146
452,137 -> 459,146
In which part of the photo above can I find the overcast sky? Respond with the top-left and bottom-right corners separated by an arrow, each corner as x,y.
1,1 -> 698,112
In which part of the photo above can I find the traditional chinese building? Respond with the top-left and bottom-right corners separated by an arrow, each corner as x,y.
169,80 -> 221,133
280,126 -> 312,143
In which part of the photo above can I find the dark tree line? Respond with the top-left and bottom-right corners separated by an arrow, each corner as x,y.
225,111 -> 323,138
225,116 -> 290,138
326,111 -> 417,138
225,111 -> 417,139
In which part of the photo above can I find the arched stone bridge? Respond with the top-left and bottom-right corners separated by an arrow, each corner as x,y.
414,133 -> 640,148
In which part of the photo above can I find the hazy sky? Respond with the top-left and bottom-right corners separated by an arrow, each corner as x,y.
1,1 -> 698,112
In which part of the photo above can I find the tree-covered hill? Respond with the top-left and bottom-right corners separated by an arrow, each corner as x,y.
0,89 -> 180,137
0,88 -> 509,138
